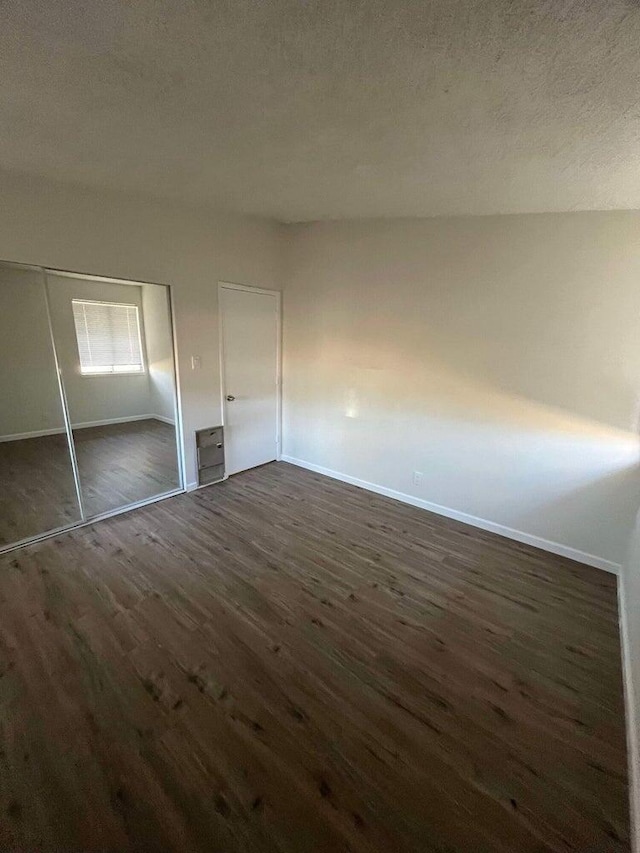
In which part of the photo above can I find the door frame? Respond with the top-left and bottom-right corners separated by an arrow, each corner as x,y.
217,281 -> 282,469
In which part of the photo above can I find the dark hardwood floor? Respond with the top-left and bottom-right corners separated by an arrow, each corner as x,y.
0,462 -> 629,852
0,419 -> 180,547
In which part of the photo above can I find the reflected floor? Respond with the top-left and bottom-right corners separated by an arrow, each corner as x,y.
0,419 -> 179,547
74,419 -> 180,517
0,433 -> 81,546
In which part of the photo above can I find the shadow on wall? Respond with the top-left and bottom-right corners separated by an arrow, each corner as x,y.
517,466 -> 640,561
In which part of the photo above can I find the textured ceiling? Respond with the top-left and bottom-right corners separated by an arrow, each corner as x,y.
2,0 -> 640,221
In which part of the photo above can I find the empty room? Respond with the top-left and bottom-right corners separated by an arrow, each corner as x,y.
0,2 -> 638,852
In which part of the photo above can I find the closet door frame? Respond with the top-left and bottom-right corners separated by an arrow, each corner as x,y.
41,266 -> 86,520
0,260 -> 186,554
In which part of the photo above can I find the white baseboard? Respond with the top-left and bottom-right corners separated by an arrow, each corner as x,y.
186,473 -> 228,493
280,456 -> 621,575
618,575 -> 640,852
72,414 -> 159,430
0,427 -> 64,442
0,414 -> 174,442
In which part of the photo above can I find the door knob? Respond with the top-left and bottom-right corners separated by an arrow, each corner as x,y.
226,395 -> 235,401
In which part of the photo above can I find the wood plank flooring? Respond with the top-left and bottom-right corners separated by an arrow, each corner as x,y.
0,419 -> 180,547
0,462 -> 629,852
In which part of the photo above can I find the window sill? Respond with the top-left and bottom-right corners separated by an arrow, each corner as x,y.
79,371 -> 146,377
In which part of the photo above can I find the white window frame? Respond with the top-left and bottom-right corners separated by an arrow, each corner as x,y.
71,298 -> 146,377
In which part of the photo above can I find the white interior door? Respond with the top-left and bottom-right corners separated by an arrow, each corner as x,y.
219,284 -> 279,476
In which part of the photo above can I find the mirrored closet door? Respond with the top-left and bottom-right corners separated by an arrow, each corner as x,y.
0,261 -> 183,553
0,263 -> 82,546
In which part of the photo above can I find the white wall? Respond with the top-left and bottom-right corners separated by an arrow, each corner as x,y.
622,517 -> 640,850
142,283 -> 176,423
282,215 -> 640,568
0,265 -> 66,437
46,273 -> 153,426
0,169 -> 283,485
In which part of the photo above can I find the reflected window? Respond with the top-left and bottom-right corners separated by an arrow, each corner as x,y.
72,299 -> 145,375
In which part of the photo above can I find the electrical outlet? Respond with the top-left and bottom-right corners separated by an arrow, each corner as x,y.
412,471 -> 423,487
191,355 -> 201,370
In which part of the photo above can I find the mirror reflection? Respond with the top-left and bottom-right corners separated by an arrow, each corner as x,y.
0,263 -> 81,546
0,262 -> 182,552
45,273 -> 180,518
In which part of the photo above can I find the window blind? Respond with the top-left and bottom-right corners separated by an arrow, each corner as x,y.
71,299 -> 144,375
